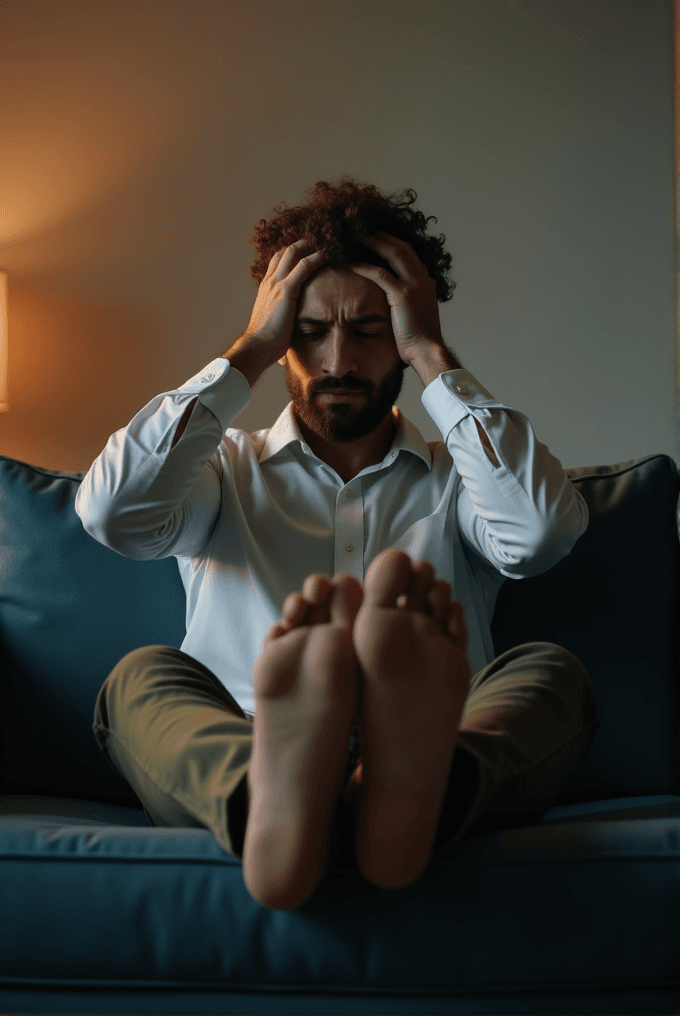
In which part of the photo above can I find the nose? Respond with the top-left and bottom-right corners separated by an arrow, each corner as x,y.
320,328 -> 361,379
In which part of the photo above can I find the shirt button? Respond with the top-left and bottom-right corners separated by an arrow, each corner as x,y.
345,487 -> 353,497
345,543 -> 354,552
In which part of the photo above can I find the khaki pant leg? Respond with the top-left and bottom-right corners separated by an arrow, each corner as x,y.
93,645 -> 253,859
431,641 -> 600,852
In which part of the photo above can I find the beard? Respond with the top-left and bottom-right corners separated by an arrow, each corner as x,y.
285,358 -> 407,444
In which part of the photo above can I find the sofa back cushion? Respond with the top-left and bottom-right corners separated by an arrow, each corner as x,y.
1,452 -> 678,806
491,453 -> 680,803
0,456 -> 186,805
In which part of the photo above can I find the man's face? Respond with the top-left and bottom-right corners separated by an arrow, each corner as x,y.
279,267 -> 407,445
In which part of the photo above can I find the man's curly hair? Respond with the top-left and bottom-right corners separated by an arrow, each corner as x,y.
249,175 -> 455,303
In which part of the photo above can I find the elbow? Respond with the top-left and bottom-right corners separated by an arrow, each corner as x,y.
79,516 -> 142,559
75,480 -> 127,554
491,484 -> 589,580
76,505 -> 152,560
75,498 -> 112,550
525,484 -> 589,576
497,492 -> 589,579
509,514 -> 588,579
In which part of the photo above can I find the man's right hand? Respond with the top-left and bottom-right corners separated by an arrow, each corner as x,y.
243,239 -> 328,362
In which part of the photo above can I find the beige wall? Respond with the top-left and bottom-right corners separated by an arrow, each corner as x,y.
0,0 -> 675,472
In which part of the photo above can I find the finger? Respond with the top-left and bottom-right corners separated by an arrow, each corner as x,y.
287,249 -> 328,286
372,231 -> 408,248
267,240 -> 311,275
348,261 -> 399,292
362,234 -> 419,278
268,246 -> 291,270
276,239 -> 310,266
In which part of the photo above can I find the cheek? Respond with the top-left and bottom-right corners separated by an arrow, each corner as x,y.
288,336 -> 311,356
288,349 -> 314,377
290,340 -> 326,372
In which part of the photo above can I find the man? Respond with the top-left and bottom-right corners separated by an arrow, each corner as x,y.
77,177 -> 599,912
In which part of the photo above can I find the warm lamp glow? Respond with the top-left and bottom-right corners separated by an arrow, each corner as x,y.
0,271 -> 7,412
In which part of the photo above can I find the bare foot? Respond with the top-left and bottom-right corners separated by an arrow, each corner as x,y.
242,571 -> 363,910
351,549 -> 470,889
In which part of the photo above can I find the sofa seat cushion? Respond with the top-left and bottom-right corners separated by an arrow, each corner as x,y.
1,795 -> 678,999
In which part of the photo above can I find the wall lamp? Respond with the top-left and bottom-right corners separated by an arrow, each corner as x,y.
0,270 -> 7,412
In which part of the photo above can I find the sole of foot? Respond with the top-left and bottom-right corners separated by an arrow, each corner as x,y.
352,548 -> 470,890
242,571 -> 363,910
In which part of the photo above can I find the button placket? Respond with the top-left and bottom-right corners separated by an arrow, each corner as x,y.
334,484 -> 364,580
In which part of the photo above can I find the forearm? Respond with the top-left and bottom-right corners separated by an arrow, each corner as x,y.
221,334 -> 274,389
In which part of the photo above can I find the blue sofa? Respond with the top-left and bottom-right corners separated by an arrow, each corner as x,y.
0,450 -> 678,1016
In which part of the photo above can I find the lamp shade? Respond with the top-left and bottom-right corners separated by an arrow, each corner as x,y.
0,270 -> 7,412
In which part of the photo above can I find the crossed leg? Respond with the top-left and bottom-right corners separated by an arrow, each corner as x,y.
243,547 -> 470,910
94,550 -> 596,914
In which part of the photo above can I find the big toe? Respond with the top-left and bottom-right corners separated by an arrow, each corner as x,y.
363,549 -> 412,608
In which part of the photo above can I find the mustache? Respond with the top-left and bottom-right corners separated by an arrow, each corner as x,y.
315,381 -> 366,393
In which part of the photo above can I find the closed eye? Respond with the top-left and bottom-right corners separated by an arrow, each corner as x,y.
298,330 -> 382,338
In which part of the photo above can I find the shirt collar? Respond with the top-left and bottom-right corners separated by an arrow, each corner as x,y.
259,402 -> 432,472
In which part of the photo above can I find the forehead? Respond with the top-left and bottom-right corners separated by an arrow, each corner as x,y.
297,267 -> 390,318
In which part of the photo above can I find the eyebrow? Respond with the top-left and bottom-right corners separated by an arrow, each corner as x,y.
296,314 -> 390,326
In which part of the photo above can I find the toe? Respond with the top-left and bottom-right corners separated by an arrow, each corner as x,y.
281,591 -> 310,627
409,560 -> 436,612
426,580 -> 452,623
302,573 -> 332,606
445,600 -> 469,650
328,574 -> 363,627
363,549 -> 412,608
265,621 -> 289,641
301,574 -> 334,625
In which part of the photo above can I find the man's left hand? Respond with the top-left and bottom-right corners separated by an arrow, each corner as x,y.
349,231 -> 444,366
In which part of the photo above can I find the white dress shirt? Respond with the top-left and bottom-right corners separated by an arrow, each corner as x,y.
75,357 -> 588,716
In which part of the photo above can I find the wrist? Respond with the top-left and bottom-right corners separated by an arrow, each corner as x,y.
221,334 -> 274,389
410,343 -> 462,388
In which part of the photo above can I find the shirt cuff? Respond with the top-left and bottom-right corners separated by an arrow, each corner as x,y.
176,357 -> 252,432
420,368 -> 508,438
